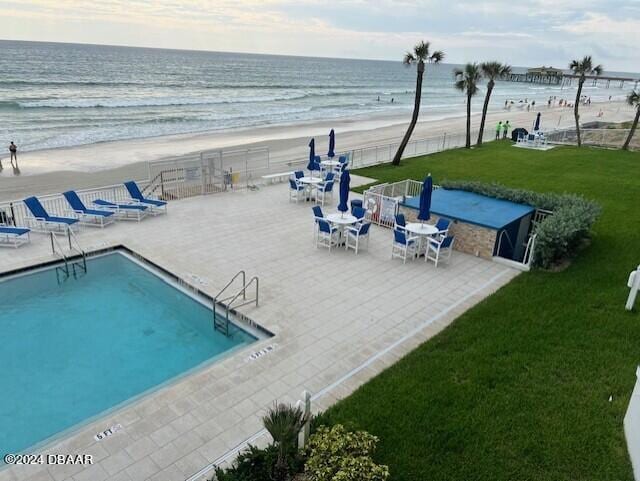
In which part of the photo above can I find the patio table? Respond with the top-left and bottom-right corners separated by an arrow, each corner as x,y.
327,212 -> 358,245
406,222 -> 439,255
298,177 -> 323,201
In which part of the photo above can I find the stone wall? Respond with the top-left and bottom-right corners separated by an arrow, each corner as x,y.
398,205 -> 498,259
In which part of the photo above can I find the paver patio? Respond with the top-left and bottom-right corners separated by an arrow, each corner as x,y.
0,178 -> 519,481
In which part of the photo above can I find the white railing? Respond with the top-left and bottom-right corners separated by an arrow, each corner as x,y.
546,128 -> 637,149
0,183 -> 138,228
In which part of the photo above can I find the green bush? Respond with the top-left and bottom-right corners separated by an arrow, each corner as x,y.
305,425 -> 389,481
439,180 -> 601,268
214,444 -> 278,481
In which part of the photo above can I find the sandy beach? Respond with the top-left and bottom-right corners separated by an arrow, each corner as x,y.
0,100 -> 633,201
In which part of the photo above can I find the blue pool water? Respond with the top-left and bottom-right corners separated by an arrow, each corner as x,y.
0,252 -> 256,457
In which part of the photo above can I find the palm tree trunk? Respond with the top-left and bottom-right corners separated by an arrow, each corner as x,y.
574,77 -> 584,147
392,61 -> 424,166
465,92 -> 472,148
477,81 -> 494,146
623,106 -> 640,150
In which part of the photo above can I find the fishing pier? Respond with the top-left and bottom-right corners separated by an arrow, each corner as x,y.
506,66 -> 639,89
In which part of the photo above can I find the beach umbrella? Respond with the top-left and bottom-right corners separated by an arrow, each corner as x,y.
308,138 -> 320,177
328,129 -> 336,158
337,169 -> 351,215
417,174 -> 433,224
534,112 -> 541,131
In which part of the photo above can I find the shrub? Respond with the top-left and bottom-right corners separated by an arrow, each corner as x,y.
305,425 -> 389,481
439,180 -> 601,268
214,444 -> 278,481
262,403 -> 308,480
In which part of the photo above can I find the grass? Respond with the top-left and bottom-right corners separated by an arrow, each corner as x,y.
322,141 -> 640,481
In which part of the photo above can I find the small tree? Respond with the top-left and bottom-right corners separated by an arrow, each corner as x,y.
262,403 -> 307,481
454,63 -> 482,148
477,62 -> 511,146
623,90 -> 640,151
391,41 -> 444,166
569,56 -> 603,147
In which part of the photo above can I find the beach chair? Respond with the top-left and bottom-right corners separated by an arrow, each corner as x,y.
316,219 -> 339,252
124,181 -> 167,215
345,222 -> 371,255
391,228 -> 418,264
426,235 -> 455,267
93,199 -> 148,222
0,224 -> 30,248
63,191 -> 115,228
23,196 -> 79,233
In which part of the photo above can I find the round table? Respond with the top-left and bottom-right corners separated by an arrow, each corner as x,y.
327,213 -> 357,225
405,222 -> 438,236
298,177 -> 322,201
320,160 -> 341,168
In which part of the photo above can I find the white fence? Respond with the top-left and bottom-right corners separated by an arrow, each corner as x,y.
362,179 -> 433,228
146,147 -> 270,199
546,128 -> 637,149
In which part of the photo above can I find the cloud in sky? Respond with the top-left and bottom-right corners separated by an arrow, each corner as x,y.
1,0 -> 638,71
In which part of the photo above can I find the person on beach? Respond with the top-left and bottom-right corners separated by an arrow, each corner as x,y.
502,121 -> 510,139
9,142 -> 17,163
496,121 -> 502,140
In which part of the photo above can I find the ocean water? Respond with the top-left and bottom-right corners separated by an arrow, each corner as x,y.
0,40 -> 634,152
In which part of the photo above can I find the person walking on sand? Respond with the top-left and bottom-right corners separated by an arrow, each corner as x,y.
9,142 -> 17,163
495,121 -> 502,140
502,120 -> 510,139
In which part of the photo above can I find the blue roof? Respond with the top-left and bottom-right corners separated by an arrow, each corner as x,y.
402,189 -> 534,230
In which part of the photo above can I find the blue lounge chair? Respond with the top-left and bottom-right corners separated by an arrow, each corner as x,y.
124,181 -> 167,215
23,196 -> 79,232
93,199 -> 148,222
0,224 -> 30,248
63,191 -> 115,228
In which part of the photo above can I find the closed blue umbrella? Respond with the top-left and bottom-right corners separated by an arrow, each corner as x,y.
328,129 -> 335,158
337,169 -> 351,214
308,138 -> 320,177
417,174 -> 433,224
534,112 -> 541,131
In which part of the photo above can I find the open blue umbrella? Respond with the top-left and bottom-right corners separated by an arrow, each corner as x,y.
328,129 -> 335,158
534,112 -> 541,131
417,174 -> 433,224
308,138 -> 320,177
337,169 -> 351,214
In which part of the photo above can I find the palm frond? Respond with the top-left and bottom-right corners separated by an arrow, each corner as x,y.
628,90 -> 640,107
413,41 -> 430,60
429,50 -> 445,63
403,52 -> 416,65
592,64 -> 603,76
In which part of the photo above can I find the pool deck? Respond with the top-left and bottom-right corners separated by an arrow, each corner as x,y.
0,177 -> 520,481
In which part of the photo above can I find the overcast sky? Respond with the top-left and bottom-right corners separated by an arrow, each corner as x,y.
2,0 -> 639,72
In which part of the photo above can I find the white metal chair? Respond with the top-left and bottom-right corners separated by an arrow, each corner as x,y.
391,228 -> 419,263
316,219 -> 339,252
426,235 -> 455,267
289,178 -> 305,203
345,222 -> 371,255
315,181 -> 335,206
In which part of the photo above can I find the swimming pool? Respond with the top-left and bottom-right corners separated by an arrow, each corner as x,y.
0,251 -> 258,457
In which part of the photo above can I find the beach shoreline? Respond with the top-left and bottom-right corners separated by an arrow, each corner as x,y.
0,99 -> 633,201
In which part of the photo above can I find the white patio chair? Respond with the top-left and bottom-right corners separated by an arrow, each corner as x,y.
391,228 -> 419,263
316,219 -> 339,252
426,235 -> 455,267
345,222 -> 371,255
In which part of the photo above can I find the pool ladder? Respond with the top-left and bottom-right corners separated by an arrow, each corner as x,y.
212,270 -> 259,336
50,230 -> 87,283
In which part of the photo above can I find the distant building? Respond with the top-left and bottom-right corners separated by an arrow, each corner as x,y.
527,66 -> 563,77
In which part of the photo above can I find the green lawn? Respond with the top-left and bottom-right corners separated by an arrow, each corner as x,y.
323,141 -> 640,481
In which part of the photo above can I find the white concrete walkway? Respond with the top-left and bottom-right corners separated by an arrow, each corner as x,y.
0,180 -> 519,481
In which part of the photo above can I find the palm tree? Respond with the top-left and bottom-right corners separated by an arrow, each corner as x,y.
569,56 -> 603,146
477,62 -> 511,146
391,41 -> 444,166
262,403 -> 307,480
454,63 -> 482,148
623,90 -> 640,150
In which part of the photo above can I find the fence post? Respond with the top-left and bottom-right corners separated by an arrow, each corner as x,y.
442,132 -> 446,151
